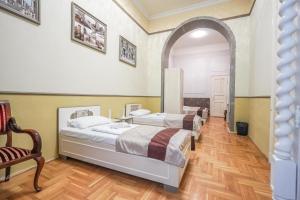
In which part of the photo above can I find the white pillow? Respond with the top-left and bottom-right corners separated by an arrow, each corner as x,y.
68,116 -> 111,129
129,109 -> 151,116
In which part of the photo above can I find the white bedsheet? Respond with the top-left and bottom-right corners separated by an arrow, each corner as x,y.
133,113 -> 166,127
60,127 -> 117,148
133,113 -> 200,129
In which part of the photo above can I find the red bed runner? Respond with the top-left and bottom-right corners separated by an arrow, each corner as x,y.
148,128 -> 180,161
183,115 -> 195,130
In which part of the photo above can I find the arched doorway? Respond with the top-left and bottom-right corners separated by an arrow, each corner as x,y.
161,16 -> 236,131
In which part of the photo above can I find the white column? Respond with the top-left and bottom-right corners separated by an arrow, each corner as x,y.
271,0 -> 298,199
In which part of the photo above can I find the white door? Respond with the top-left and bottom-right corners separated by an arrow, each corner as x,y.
210,75 -> 228,117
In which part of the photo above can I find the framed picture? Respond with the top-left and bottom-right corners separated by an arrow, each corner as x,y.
71,2 -> 107,53
0,0 -> 40,24
119,36 -> 136,67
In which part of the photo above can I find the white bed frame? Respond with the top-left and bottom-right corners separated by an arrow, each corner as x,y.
125,104 -> 202,140
58,106 -> 190,191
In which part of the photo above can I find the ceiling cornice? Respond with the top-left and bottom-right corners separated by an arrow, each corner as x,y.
148,0 -> 231,20
131,0 -> 150,19
113,0 -> 256,35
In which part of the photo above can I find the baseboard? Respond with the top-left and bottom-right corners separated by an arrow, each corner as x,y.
247,137 -> 269,162
0,156 -> 57,181
227,128 -> 269,162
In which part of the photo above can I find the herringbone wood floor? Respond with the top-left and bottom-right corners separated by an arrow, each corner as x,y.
0,117 -> 272,200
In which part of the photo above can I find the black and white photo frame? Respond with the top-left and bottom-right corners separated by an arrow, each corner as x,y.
71,2 -> 107,53
119,36 -> 136,67
0,0 -> 40,24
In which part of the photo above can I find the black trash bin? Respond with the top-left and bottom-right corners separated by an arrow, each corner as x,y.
236,122 -> 248,136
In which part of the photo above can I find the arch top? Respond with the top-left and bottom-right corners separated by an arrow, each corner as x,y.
162,16 -> 236,68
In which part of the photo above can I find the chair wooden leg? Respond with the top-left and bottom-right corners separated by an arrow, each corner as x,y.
5,167 -> 11,181
33,156 -> 45,192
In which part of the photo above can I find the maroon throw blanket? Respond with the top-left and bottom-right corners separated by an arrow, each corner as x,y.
183,115 -> 195,130
197,108 -> 203,117
148,128 -> 180,161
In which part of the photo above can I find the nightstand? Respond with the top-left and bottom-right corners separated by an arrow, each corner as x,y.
111,118 -> 121,123
114,116 -> 133,124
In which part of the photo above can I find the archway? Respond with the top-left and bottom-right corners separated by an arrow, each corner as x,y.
161,16 -> 236,131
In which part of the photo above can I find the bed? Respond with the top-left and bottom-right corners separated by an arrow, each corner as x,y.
58,106 -> 191,191
125,104 -> 202,140
184,98 -> 210,120
183,106 -> 208,123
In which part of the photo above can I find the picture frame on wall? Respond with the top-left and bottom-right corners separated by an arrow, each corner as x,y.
119,36 -> 136,67
71,2 -> 107,53
0,0 -> 40,24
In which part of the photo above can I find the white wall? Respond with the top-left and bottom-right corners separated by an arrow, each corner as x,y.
146,17 -> 251,97
249,0 -> 275,96
249,0 -> 278,160
0,2 -> 252,98
0,0 -> 149,96
146,31 -> 171,96
170,43 -> 230,98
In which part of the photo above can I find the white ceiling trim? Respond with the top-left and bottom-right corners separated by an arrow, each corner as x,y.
147,0 -> 231,20
131,0 -> 150,18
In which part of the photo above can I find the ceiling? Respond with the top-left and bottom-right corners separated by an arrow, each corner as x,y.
114,0 -> 255,33
172,28 -> 228,50
131,0 -> 231,19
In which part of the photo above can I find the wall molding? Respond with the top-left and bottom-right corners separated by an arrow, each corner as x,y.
112,0 -> 149,34
113,0 -> 256,35
0,93 -> 269,99
235,96 -> 271,98
0,91 -> 160,98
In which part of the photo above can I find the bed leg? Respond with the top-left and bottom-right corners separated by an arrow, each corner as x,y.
163,184 -> 178,192
59,155 -> 68,160
191,136 -> 195,151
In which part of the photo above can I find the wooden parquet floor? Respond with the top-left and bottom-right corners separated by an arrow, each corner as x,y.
0,117 -> 272,200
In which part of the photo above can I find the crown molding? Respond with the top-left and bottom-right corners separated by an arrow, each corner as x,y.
149,0 -> 231,20
113,0 -> 256,35
131,0 -> 150,19
112,0 -> 149,34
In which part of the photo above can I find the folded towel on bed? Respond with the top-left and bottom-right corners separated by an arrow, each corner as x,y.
92,123 -> 138,135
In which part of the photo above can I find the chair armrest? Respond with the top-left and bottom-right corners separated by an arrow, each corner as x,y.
7,117 -> 42,154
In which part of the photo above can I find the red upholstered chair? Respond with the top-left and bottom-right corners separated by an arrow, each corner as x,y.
0,100 -> 44,192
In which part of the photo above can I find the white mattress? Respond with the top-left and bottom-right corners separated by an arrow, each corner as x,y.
133,113 -> 202,130
60,127 -> 117,150
132,114 -> 165,127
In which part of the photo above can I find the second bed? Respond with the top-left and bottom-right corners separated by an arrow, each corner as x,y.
125,104 -> 202,140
